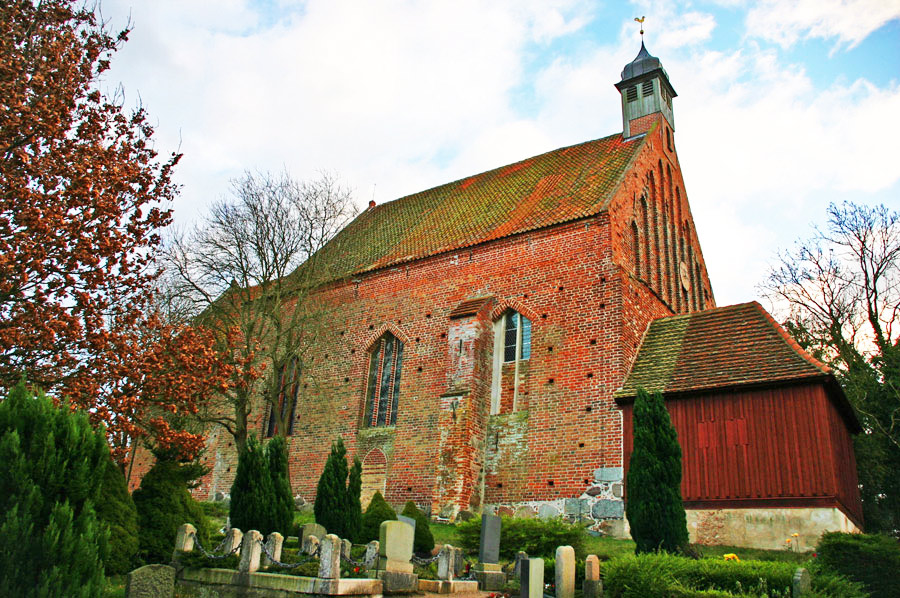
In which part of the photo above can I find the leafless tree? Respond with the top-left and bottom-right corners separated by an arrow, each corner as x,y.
165,170 -> 357,449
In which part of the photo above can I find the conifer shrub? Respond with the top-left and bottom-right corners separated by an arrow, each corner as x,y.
361,491 -> 397,542
347,456 -> 363,542
401,501 -> 435,554
455,516 -> 583,558
267,435 -> 295,537
95,456 -> 139,575
132,455 -> 210,563
816,531 -> 900,598
626,388 -> 689,554
229,435 -> 278,536
0,382 -> 109,598
314,438 -> 363,540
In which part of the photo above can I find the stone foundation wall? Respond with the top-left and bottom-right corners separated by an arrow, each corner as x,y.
686,507 -> 860,551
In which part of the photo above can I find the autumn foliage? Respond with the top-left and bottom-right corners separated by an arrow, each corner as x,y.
0,1 -> 238,463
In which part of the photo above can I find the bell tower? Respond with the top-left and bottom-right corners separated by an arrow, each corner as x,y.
614,41 -> 677,139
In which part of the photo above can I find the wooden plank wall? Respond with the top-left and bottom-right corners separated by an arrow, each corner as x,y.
621,382 -> 862,524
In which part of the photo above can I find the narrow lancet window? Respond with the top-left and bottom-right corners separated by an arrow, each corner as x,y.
365,333 -> 403,427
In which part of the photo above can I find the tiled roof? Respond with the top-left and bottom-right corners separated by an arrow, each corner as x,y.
307,133 -> 645,281
615,302 -> 834,400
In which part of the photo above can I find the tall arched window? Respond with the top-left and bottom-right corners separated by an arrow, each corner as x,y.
491,308 -> 532,415
650,175 -> 661,293
631,221 -> 641,278
265,357 -> 300,437
503,310 -> 532,362
364,333 -> 404,427
640,197 -> 651,282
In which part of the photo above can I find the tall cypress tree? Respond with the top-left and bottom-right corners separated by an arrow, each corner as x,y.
625,388 -> 689,554
347,457 -> 363,542
96,456 -> 139,574
0,382 -> 108,598
229,436 -> 277,535
314,438 -> 351,538
267,435 -> 295,537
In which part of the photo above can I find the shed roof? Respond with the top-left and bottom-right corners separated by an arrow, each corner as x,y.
615,301 -> 839,399
305,132 -> 645,282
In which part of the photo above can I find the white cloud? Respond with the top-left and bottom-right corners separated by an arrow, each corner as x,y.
746,0 -> 900,49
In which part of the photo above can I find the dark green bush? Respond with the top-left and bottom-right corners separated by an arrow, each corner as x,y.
95,457 -> 139,575
401,501 -> 435,554
0,382 -> 109,598
230,435 -> 277,536
626,388 -> 689,554
347,457 -> 363,542
455,516 -> 584,559
360,491 -> 397,542
314,438 -> 364,540
816,531 -> 900,598
133,456 -> 210,563
602,552 -> 867,598
267,435 -> 296,537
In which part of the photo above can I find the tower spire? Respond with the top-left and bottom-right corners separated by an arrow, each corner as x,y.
614,38 -> 677,139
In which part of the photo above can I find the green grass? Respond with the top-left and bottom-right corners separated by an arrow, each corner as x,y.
293,509 -> 316,528
102,575 -> 126,598
430,522 -> 457,546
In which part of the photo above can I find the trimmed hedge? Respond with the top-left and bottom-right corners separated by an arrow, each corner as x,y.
401,501 -> 435,554
816,532 -> 900,598
602,553 -> 866,598
95,457 -> 139,575
455,516 -> 584,559
360,491 -> 397,542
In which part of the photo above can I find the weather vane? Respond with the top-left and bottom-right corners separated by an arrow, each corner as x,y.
634,16 -> 645,38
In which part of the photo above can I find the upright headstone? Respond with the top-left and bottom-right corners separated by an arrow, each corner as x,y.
437,545 -> 455,581
793,568 -> 811,597
513,551 -> 529,579
377,520 -> 418,593
398,514 -> 417,533
583,555 -> 603,598
453,547 -> 465,578
261,532 -> 284,568
478,514 -> 501,563
238,530 -> 263,573
224,528 -> 243,556
521,558 -> 544,598
475,514 -> 505,590
125,564 -> 175,598
301,522 -> 327,540
341,538 -> 352,560
319,534 -> 342,580
555,545 -> 575,598
303,535 -> 320,556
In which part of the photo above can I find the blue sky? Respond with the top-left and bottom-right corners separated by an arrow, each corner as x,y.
100,0 -> 900,306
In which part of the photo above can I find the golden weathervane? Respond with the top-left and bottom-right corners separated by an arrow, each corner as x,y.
634,16 -> 645,38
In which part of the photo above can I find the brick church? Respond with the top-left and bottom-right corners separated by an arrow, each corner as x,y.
136,43 -> 863,549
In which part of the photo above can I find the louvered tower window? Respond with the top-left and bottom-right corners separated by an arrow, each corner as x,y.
364,333 -> 404,427
626,86 -> 638,102
642,80 -> 654,96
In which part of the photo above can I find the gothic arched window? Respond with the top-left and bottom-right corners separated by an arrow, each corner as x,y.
364,333 -> 404,427
631,221 -> 641,278
265,357 -> 299,437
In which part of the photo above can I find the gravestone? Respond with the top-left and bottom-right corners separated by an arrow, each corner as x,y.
583,555 -> 603,598
793,568 -> 811,597
303,535 -> 320,555
437,544 -> 455,581
521,558 -> 544,598
261,532 -> 284,568
397,514 -> 416,532
478,514 -> 501,564
456,510 -> 475,521
364,540 -> 380,568
319,534 -> 341,579
377,520 -> 418,593
341,538 -> 352,560
301,522 -> 326,540
238,530 -> 263,573
513,551 -> 529,578
555,545 -> 575,598
453,547 -> 465,578
125,564 -> 175,598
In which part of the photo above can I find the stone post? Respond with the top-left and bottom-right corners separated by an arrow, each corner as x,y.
584,555 -> 603,598
437,545 -> 455,581
238,530 -> 263,573
793,568 -> 811,597
364,540 -> 380,569
555,545 -> 575,598
318,534 -> 342,579
521,558 -> 544,598
224,528 -> 243,557
453,547 -> 464,578
174,523 -> 196,553
261,532 -> 284,568
341,538 -> 353,560
303,535 -> 320,556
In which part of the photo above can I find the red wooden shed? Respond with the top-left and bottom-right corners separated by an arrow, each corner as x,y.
615,302 -> 863,548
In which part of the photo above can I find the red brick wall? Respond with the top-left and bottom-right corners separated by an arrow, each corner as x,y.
131,119 -> 715,521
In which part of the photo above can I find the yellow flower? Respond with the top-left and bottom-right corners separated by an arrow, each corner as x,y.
723,553 -> 739,561
792,533 -> 799,537
785,538 -> 792,543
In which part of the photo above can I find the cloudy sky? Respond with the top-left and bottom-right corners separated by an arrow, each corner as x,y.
98,0 -> 900,307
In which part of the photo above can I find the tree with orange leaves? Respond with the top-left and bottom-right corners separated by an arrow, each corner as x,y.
0,1 -> 232,464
